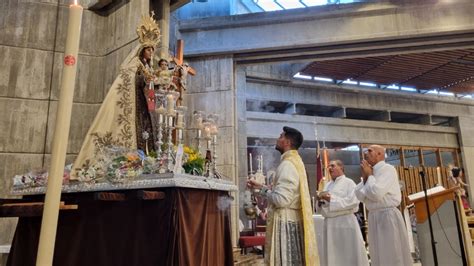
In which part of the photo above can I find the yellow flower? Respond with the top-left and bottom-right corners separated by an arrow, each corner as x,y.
184,146 -> 193,154
126,153 -> 139,161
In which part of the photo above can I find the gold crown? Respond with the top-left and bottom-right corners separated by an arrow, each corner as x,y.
136,12 -> 161,49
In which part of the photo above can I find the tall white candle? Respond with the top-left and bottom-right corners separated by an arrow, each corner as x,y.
363,203 -> 367,220
249,153 -> 253,174
37,1 -> 83,265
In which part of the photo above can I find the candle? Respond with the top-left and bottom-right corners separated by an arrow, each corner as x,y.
210,124 -> 218,135
363,203 -> 367,220
249,153 -> 253,174
436,166 -> 442,186
197,129 -> 201,138
167,116 -> 174,127
157,104 -> 166,115
312,196 -> 315,213
197,117 -> 203,129
176,113 -> 184,128
37,1 -> 83,265
178,128 -> 183,140
166,93 -> 175,113
158,113 -> 164,124
204,126 -> 211,139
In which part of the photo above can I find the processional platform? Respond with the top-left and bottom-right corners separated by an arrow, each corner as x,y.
5,174 -> 236,266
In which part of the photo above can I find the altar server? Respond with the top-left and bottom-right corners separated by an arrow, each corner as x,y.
318,160 -> 369,266
355,145 -> 412,266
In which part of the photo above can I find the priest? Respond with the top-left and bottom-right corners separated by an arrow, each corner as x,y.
247,126 -> 318,265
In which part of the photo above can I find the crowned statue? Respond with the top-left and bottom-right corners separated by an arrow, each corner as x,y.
71,13 -> 190,180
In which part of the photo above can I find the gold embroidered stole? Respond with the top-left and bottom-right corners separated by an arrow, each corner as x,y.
282,150 -> 319,266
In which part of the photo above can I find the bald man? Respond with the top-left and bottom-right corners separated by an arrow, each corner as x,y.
354,145 -> 412,266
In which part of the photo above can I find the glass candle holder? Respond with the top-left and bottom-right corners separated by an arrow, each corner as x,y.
193,111 -> 204,129
175,106 -> 188,129
165,91 -> 179,116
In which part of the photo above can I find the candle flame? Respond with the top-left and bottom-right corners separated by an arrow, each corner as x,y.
74,0 -> 77,5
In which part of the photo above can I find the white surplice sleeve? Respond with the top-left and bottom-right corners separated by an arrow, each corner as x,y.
329,180 -> 359,212
355,180 -> 367,202
264,160 -> 299,208
356,166 -> 398,202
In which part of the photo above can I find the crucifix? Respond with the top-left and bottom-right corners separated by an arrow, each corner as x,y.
172,39 -> 196,106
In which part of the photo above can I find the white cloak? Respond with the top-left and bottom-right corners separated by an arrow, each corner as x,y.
355,161 -> 412,266
320,175 -> 369,266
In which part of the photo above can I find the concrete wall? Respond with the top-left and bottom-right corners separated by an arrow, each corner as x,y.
238,64 -> 474,207
182,55 -> 239,245
0,0 -> 149,253
179,0 -> 474,61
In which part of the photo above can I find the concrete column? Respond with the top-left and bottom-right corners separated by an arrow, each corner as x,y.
456,116 -> 474,206
151,0 -> 170,59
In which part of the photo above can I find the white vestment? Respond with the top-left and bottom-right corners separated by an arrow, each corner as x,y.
320,175 -> 369,266
261,150 -> 318,265
355,161 -> 412,266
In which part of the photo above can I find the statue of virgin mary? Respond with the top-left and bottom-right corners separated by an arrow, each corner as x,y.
71,14 -> 161,179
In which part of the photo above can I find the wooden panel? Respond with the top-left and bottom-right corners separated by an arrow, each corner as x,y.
300,49 -> 474,93
396,166 -> 452,196
410,187 -> 456,223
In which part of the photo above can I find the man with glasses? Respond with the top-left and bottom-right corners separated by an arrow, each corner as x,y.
318,160 -> 369,266
355,145 -> 412,266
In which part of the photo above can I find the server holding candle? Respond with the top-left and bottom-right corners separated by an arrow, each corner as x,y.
318,160 -> 369,266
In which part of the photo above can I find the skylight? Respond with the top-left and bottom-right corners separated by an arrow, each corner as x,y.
292,73 -> 471,100
341,145 -> 360,151
277,0 -> 306,9
294,72 -> 312,79
313,76 -> 333,82
386,84 -> 399,90
360,82 -> 377,87
342,79 -> 357,85
253,0 -> 358,11
400,86 -> 417,92
253,0 -> 283,11
439,91 -> 455,96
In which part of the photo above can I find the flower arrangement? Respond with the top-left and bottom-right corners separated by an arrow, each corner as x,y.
12,165 -> 72,190
106,150 -> 144,182
182,146 -> 205,175
12,145 -> 207,191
